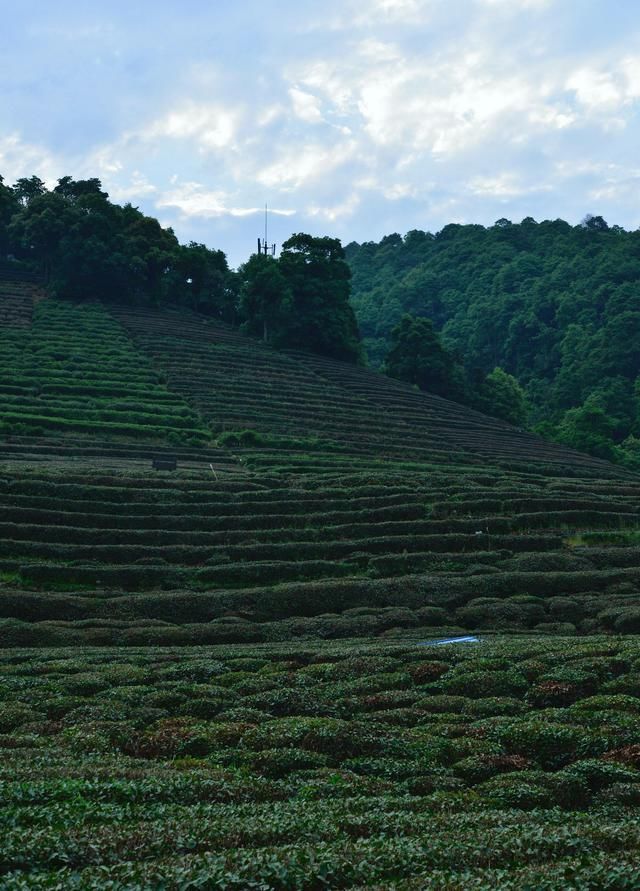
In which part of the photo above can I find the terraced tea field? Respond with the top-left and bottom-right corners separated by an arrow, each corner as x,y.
1,284 -> 639,887
0,299 -> 209,444
0,297 -> 637,645
2,464 -> 640,647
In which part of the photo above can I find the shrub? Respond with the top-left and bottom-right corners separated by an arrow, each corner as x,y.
455,598 -> 544,629
247,748 -> 329,778
415,695 -> 468,714
178,697 -> 226,720
613,608 -> 640,633
558,759 -> 639,793
596,782 -> 640,805
548,597 -> 584,624
0,703 -> 42,733
453,753 -> 532,785
603,744 -> 640,768
479,774 -> 554,809
496,721 -> 585,768
463,697 -> 526,717
435,669 -> 528,698
406,661 -> 449,684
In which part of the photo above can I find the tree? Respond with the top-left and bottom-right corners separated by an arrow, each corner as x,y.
53,176 -> 108,202
477,367 -> 528,426
385,314 -> 464,399
9,191 -> 71,281
554,395 -> 618,460
12,176 -> 47,206
238,253 -> 291,342
278,234 -> 361,362
0,176 -> 19,255
581,214 -> 609,231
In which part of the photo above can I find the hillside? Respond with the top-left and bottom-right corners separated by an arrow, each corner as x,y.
346,219 -> 640,464
1,280 -> 639,647
2,279 -> 640,888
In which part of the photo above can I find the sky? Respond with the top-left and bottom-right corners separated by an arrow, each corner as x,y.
2,0 -> 640,267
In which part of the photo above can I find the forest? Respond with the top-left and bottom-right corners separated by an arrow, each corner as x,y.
346,218 -> 640,469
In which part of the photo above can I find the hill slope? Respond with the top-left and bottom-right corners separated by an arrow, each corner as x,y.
1,284 -> 639,646
2,281 -> 640,886
346,220 -> 640,464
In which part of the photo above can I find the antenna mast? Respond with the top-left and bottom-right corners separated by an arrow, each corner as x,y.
257,203 -> 276,257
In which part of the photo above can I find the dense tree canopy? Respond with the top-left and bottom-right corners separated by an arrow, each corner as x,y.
0,175 -> 361,363
237,253 -> 292,343
2,174 -> 234,317
236,234 -> 361,362
385,314 -> 464,400
278,234 -> 361,362
346,218 -> 640,466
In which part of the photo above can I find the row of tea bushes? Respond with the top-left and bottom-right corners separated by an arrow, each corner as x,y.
0,583 -> 639,647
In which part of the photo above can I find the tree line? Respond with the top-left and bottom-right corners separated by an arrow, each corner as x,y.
346,217 -> 640,468
0,174 -> 360,362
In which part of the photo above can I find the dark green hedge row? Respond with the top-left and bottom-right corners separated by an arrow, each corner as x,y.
5,567 -> 640,626
432,497 -> 636,517
0,491 -> 430,518
0,412 -> 208,442
1,593 -> 639,645
0,535 -> 562,567
18,559 -> 357,590
0,520 -> 564,551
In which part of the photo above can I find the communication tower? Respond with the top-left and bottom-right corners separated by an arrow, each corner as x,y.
257,204 -> 276,257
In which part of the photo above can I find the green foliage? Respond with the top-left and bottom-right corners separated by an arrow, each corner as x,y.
384,314 -> 464,400
347,219 -> 640,460
0,300 -> 210,444
2,174 -> 234,315
237,253 -> 291,342
475,367 -> 528,425
553,394 -> 619,460
0,638 -> 638,886
278,233 -> 362,362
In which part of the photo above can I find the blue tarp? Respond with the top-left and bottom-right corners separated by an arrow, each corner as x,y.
417,635 -> 480,647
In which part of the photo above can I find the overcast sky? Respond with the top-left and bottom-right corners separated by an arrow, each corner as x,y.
2,0 -> 640,266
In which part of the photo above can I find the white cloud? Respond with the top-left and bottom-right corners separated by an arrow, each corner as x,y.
109,171 -> 157,202
156,181 -> 294,219
254,140 -> 358,190
310,0 -> 433,30
528,106 -> 576,129
479,0 -> 554,7
307,192 -> 361,221
156,183 -> 259,218
566,67 -> 622,110
467,172 -> 551,198
139,102 -> 239,151
365,0 -> 429,20
298,43 -> 551,159
257,105 -> 284,127
0,133 -> 61,186
289,88 -> 324,123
